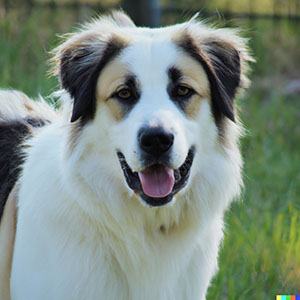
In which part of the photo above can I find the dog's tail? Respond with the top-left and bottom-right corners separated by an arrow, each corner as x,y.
0,90 -> 57,221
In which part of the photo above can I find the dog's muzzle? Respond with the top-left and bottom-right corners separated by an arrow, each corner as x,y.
116,146 -> 195,207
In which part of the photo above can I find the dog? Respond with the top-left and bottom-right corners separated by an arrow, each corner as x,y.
0,11 -> 252,300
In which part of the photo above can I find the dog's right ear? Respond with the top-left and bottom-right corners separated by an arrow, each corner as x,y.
51,12 -> 131,123
57,36 -> 125,123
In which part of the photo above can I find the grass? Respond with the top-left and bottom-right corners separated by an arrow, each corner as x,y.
1,7 -> 299,299
207,90 -> 300,299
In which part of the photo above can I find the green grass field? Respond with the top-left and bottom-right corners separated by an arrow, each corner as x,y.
1,8 -> 299,299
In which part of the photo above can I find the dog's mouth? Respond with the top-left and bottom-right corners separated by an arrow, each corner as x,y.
117,147 -> 195,207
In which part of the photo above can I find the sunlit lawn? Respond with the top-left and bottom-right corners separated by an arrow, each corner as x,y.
207,89 -> 300,299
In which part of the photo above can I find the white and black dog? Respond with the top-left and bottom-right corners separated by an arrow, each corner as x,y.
0,11 -> 252,300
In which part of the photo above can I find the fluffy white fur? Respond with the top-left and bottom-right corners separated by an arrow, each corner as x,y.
8,12 -> 251,300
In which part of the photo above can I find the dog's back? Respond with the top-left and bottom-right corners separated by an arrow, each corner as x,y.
0,91 -> 55,220
0,91 -> 56,300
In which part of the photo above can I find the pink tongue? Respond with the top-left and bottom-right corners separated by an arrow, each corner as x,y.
138,165 -> 175,198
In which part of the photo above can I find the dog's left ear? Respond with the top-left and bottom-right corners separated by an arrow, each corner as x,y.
200,34 -> 252,124
202,40 -> 241,121
178,28 -> 253,127
51,12 -> 133,123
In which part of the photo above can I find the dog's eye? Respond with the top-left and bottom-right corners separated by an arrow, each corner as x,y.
117,88 -> 131,100
174,86 -> 193,98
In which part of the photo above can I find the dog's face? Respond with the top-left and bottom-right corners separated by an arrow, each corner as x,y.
103,41 -> 207,207
53,12 -> 251,207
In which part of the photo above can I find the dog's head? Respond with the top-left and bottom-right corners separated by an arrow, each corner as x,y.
53,11 -> 252,207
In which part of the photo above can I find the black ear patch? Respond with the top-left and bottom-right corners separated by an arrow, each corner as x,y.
60,38 -> 125,123
205,40 -> 241,104
177,36 -> 241,128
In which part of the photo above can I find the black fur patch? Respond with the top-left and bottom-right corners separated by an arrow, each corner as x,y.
60,38 -> 126,123
112,74 -> 140,118
168,66 -> 182,83
167,66 -> 189,112
177,36 -> 241,128
205,41 -> 241,101
0,118 -> 45,221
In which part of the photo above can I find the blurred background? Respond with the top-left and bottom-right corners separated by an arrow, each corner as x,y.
0,0 -> 299,298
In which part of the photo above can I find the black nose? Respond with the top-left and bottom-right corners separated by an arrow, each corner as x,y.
139,128 -> 174,157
